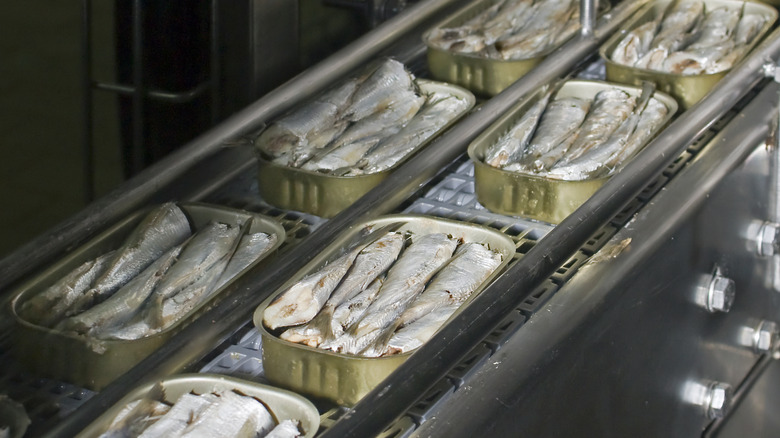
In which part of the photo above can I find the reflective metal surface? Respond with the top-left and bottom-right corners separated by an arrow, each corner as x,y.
411,81 -> 780,437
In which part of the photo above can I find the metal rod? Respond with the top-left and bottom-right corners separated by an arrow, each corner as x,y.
0,0 -> 465,294
702,354 -> 774,438
92,81 -> 210,103
81,0 -> 94,202
130,0 -> 144,175
43,3 -> 643,437
320,24 -> 780,438
580,0 -> 598,37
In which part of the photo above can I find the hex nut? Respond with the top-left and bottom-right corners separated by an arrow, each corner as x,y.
707,382 -> 731,419
754,321 -> 779,354
757,223 -> 780,257
707,275 -> 735,313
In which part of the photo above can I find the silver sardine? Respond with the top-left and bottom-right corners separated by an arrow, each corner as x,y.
495,0 -> 576,60
69,203 -> 192,316
516,96 -> 590,171
176,390 -> 274,438
384,303 -> 458,356
328,233 -> 458,355
324,276 -> 384,345
263,243 -> 364,330
137,393 -> 217,438
280,232 -> 404,347
484,89 -> 551,169
19,250 -> 116,328
213,232 -> 277,291
265,420 -> 302,438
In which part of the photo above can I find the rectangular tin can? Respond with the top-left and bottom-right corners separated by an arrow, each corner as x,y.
253,214 -> 515,406
468,79 -> 678,224
423,0 -> 609,97
77,373 -> 320,438
9,203 -> 285,390
256,80 -> 475,218
600,0 -> 777,110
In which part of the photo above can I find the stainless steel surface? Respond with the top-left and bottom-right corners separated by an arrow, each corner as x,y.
580,0 -> 598,36
716,358 -> 780,438
323,20 -> 780,438
410,78 -> 780,437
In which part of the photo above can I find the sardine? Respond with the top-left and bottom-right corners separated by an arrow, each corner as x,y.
634,0 -> 705,70
144,222 -> 241,330
263,243 -> 365,331
343,59 -> 418,122
364,242 -> 502,357
58,244 -> 183,337
327,233 -> 459,355
357,92 -> 471,174
384,303 -> 458,356
280,232 -> 404,347
255,78 -> 359,161
709,12 -> 766,73
69,203 -> 192,317
495,0 -> 576,60
546,84 -> 666,181
138,393 -> 217,438
484,89 -> 551,168
554,88 -> 636,167
516,96 -> 590,171
265,420 -> 302,438
177,390 -> 274,438
324,276 -> 384,345
213,232 -> 277,291
482,0 -> 534,45
611,19 -> 662,69
99,384 -> 169,438
18,250 -> 115,327
301,135 -> 387,173
425,2 -> 504,52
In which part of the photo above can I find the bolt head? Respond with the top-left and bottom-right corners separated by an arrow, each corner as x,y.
708,276 -> 735,313
758,223 -> 780,257
755,321 -> 779,353
707,383 -> 731,419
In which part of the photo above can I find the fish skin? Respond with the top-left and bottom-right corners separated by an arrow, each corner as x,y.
178,390 -> 274,438
19,250 -> 116,328
138,393 -> 217,438
263,243 -> 365,331
425,2 -> 504,52
357,92 -> 471,174
485,90 -> 551,169
265,420 -> 302,438
301,134 -> 387,173
255,79 -> 359,161
611,20 -> 661,66
395,242 -> 503,328
99,384 -> 169,438
322,276 -> 384,347
482,0 -> 534,45
69,203 -> 192,317
213,232 -> 277,291
495,0 -> 576,60
710,13 -> 767,73
280,232 -> 404,347
57,244 -> 183,337
364,242 -> 503,357
649,0 -> 705,52
327,233 -> 458,355
384,304 -> 459,356
343,59 -> 418,122
145,222 -> 239,308
546,92 -> 667,181
516,96 -> 590,171
553,88 -> 636,167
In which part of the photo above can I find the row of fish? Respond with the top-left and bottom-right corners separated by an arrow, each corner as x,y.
18,203 -> 277,346
255,58 -> 470,176
611,0 -> 767,75
263,227 -> 503,357
483,82 -> 669,181
99,386 -> 300,438
426,0 -> 582,61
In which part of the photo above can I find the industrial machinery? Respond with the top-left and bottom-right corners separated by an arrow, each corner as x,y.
1,0 -> 779,436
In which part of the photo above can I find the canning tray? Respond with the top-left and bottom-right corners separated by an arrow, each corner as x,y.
9,203 -> 285,390
253,214 -> 515,406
